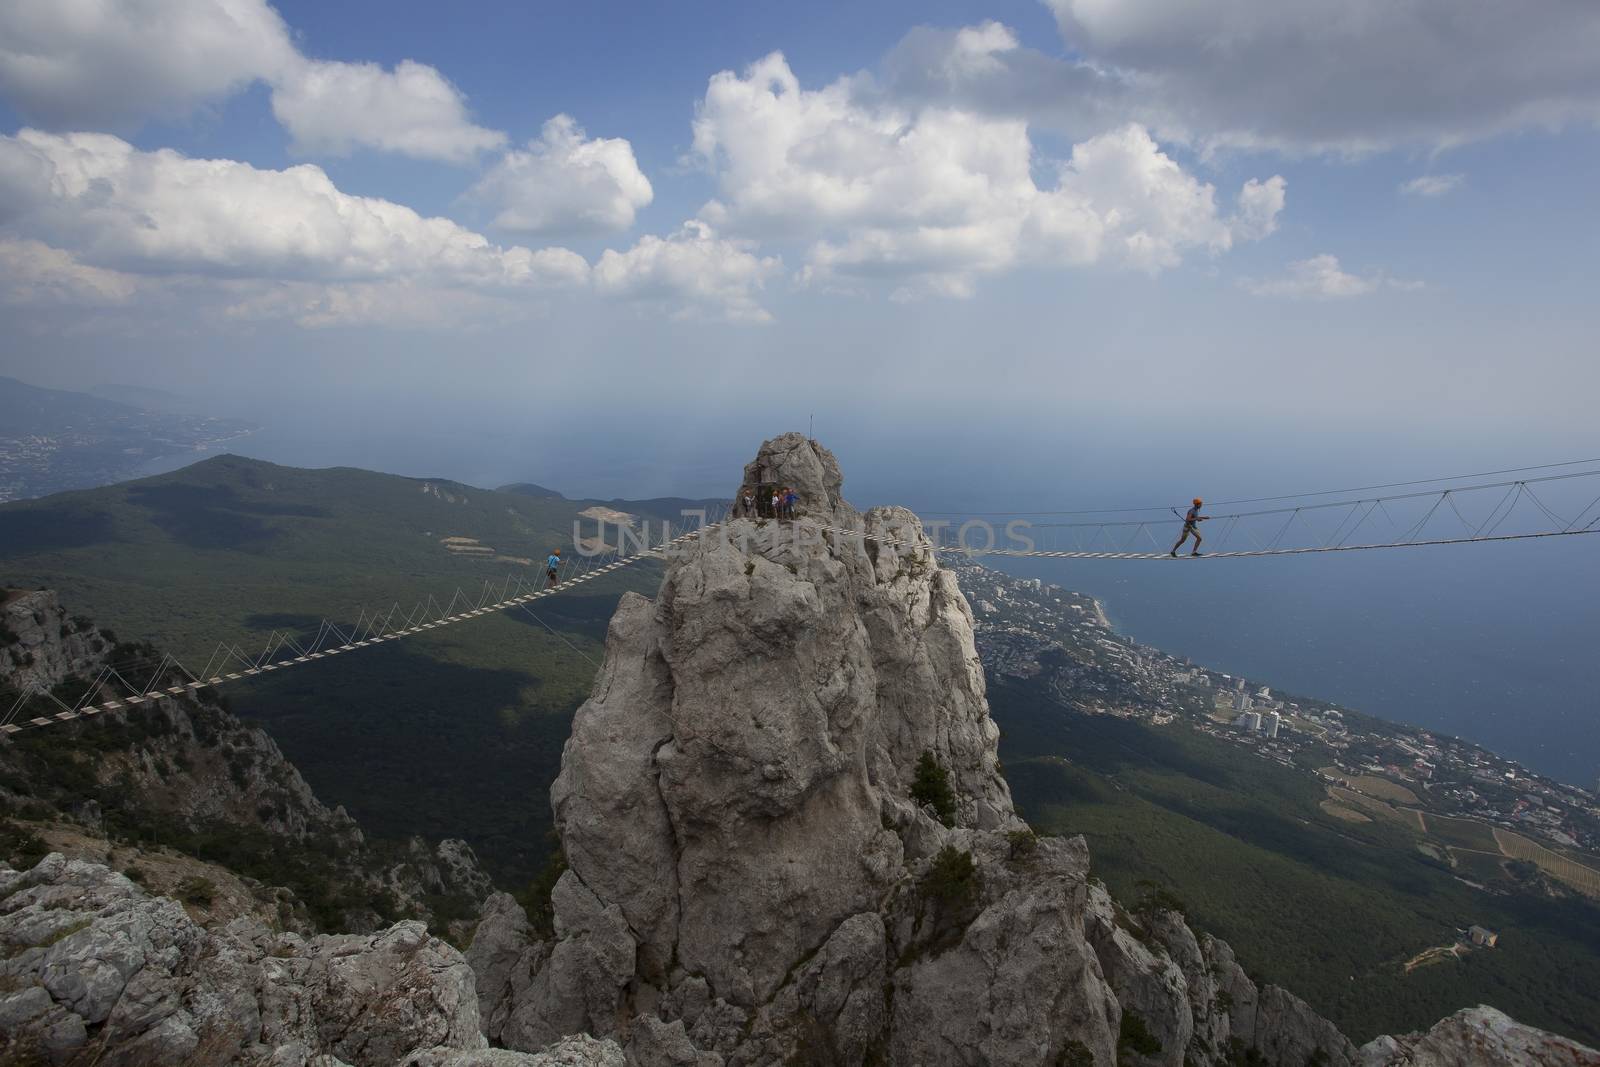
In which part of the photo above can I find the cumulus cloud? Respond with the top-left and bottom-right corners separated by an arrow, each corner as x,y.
270,57 -> 505,163
468,115 -> 653,236
594,220 -> 781,322
692,54 -> 1282,297
0,238 -> 139,304
1243,254 -> 1420,299
1400,174 -> 1465,198
0,129 -> 587,292
1039,0 -> 1600,152
0,0 -> 294,129
880,21 -> 1140,140
0,131 -> 786,324
0,0 -> 504,164
220,279 -> 531,330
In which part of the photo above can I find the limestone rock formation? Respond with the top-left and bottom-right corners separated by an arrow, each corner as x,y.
1,590 -> 111,691
0,853 -> 626,1066
0,853 -> 471,1064
471,435 -> 1386,1066
1358,1006 -> 1600,1066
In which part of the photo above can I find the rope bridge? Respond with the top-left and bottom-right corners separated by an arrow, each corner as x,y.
6,460 -> 1598,735
1,518 -> 722,736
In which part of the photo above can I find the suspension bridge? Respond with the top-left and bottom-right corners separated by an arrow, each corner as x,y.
4,460 -> 1598,736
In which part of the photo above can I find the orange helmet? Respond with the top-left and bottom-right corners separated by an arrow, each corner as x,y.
1193,498 -> 1203,506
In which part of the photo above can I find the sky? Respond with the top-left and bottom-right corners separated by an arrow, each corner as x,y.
1,0 -> 1598,496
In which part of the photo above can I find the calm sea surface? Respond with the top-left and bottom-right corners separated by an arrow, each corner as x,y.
989,538 -> 1600,788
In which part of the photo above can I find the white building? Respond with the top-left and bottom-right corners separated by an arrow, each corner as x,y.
1233,690 -> 1252,713
1266,712 -> 1281,738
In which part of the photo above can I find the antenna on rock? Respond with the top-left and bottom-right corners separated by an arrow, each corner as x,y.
809,413 -> 814,442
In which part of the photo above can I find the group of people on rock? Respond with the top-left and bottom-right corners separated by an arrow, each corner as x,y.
737,484 -> 799,519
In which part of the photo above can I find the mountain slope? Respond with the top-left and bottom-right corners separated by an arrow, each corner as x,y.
0,589 -> 493,935
0,456 -> 720,884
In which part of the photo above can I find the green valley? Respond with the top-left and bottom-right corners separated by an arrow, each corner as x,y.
0,455 -> 713,883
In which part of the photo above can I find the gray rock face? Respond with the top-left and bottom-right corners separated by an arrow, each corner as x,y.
1,589 -> 111,691
888,835 -> 1119,1067
401,1035 -> 627,1066
460,434 -> 1590,1066
1358,1005 -> 1600,1066
466,892 -> 548,1045
0,853 -> 494,1066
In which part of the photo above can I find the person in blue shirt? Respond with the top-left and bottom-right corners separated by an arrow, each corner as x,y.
1170,498 -> 1208,557
545,549 -> 562,587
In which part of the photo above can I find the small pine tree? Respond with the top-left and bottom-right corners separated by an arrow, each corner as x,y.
910,751 -> 957,827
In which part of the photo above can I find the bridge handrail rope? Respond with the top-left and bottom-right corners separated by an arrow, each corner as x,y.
914,456 -> 1600,517
7,462 -> 1599,737
999,469 -> 1600,530
1,517 -> 725,736
820,523 -> 1599,562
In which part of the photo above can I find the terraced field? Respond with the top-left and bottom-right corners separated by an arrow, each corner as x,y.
1495,829 -> 1600,899
1328,786 -> 1426,831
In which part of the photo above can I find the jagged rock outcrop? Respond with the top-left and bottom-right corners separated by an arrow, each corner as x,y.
401,1036 -> 626,1067
0,591 -> 493,934
1,590 -> 112,691
1358,1006 -> 1600,1066
471,435 -> 1404,1066
0,853 -> 625,1066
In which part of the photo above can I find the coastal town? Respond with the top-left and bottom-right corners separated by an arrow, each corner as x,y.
949,556 -> 1600,888
0,412 -> 256,502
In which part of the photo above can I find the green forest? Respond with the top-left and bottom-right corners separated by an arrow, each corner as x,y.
989,676 -> 1600,1047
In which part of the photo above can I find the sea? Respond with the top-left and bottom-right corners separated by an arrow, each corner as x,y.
985,539 -> 1600,789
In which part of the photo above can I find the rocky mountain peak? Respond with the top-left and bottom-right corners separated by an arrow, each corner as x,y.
736,431 -> 847,517
464,436 -> 1600,1065
541,436 -> 1020,1027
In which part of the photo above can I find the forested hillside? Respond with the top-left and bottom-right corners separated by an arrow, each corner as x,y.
991,677 -> 1600,1047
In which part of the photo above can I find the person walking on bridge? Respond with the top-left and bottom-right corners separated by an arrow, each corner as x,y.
545,549 -> 562,587
1171,499 -> 1208,557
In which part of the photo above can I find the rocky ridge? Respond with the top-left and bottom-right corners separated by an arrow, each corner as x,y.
0,588 -> 491,934
465,434 -> 1576,1066
0,852 -> 623,1065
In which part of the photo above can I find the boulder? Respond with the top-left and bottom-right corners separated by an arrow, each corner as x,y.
1359,1005 -> 1600,1066
0,853 -> 489,1066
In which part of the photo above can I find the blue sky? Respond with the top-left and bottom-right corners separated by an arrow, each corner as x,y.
1,0 -> 1597,493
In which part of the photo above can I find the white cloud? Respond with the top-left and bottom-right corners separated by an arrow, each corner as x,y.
1039,0 -> 1600,152
692,54 -> 1282,297
0,131 -> 787,324
270,57 -> 505,163
467,115 -> 653,236
880,21 -> 1140,141
220,279 -> 529,329
594,220 -> 780,322
1400,174 -> 1465,198
1243,254 -> 1420,299
0,238 -> 139,304
0,129 -> 587,292
0,0 -> 505,164
0,0 -> 294,130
